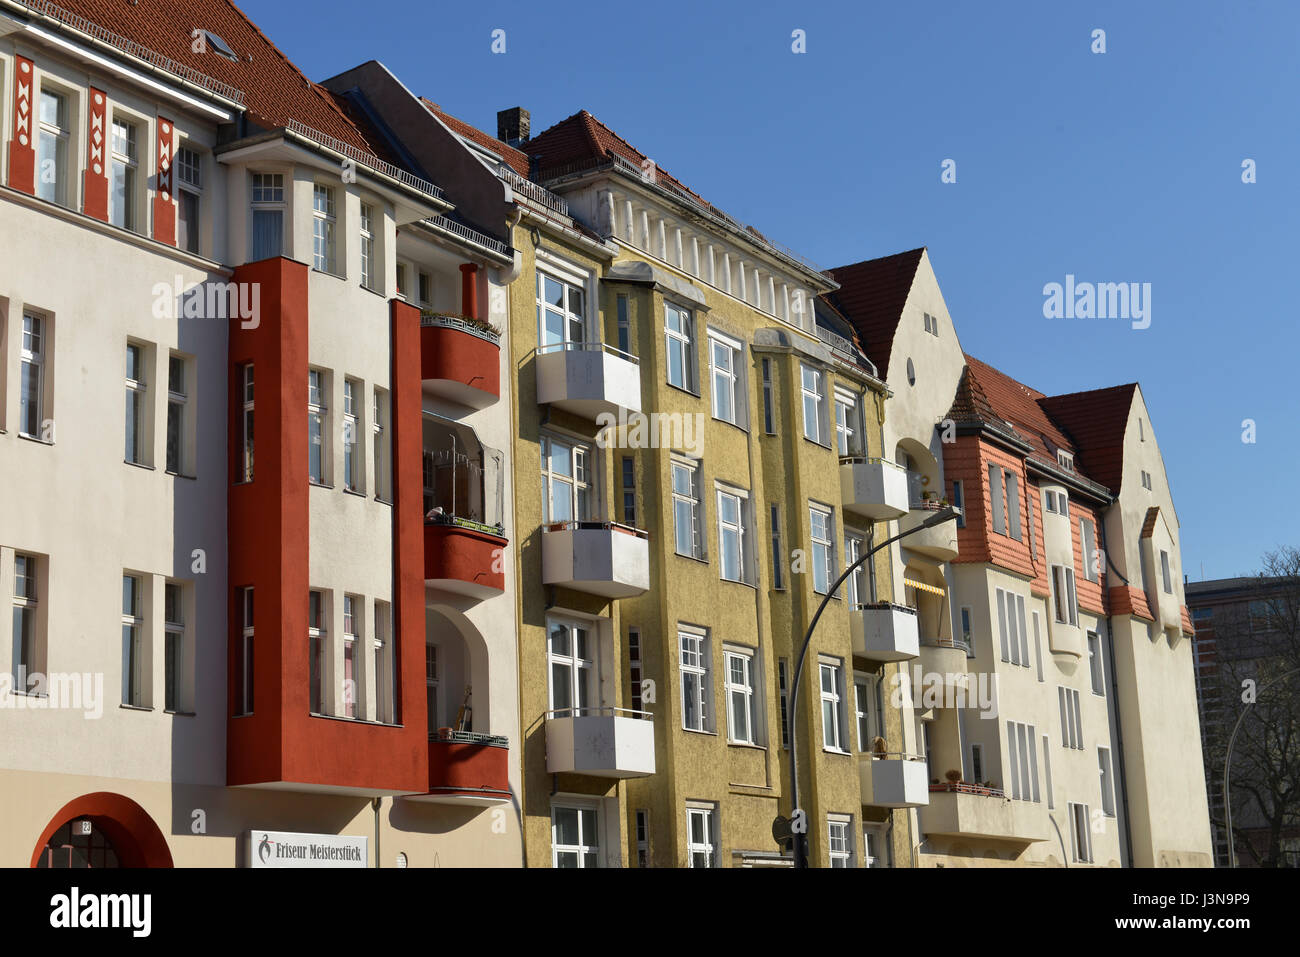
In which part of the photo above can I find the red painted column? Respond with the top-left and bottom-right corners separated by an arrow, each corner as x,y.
83,88 -> 109,220
459,262 -> 479,319
8,56 -> 35,195
153,115 -> 176,245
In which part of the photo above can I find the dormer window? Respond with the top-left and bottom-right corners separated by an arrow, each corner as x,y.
1056,450 -> 1074,472
196,29 -> 239,61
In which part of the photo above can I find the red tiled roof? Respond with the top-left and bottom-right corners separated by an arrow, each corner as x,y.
1180,605 -> 1195,636
825,248 -> 925,377
420,98 -> 531,178
1140,506 -> 1161,540
1110,586 -> 1155,622
1038,384 -> 1136,495
45,0 -> 392,158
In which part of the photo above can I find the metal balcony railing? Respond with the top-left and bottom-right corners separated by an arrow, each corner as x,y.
929,781 -> 1007,799
494,163 -> 568,216
422,215 -> 511,257
545,706 -> 653,721
419,312 -> 501,344
542,520 -> 650,541
535,340 -> 640,364
428,729 -> 508,748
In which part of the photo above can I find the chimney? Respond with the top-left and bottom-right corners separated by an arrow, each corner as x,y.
497,107 -> 530,148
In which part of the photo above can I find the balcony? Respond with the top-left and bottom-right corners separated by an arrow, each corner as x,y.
535,342 -> 641,420
541,521 -> 650,598
545,708 -> 655,778
859,753 -> 929,808
840,457 -> 909,521
899,501 -> 959,561
920,783 -> 1050,843
852,602 -> 920,662
424,518 -> 507,599
421,314 -> 501,410
405,731 -> 511,807
919,638 -> 969,692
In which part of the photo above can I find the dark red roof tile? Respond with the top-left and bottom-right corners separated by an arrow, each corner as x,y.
420,99 -> 531,178
825,248 -> 925,377
1038,384 -> 1137,495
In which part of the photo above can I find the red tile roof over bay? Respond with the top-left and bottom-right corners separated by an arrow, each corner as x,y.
420,98 -> 531,178
826,248 -> 925,377
1038,383 -> 1137,496
961,353 -> 1089,471
37,0 -> 392,159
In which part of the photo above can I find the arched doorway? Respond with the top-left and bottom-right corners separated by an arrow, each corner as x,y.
425,605 -> 492,736
31,793 -> 172,868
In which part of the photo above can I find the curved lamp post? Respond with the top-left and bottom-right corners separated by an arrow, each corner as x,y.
1223,666 -> 1299,868
787,504 -> 958,868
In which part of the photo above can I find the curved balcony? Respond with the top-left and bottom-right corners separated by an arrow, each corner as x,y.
421,314 -> 501,410
535,342 -> 641,420
859,752 -> 929,808
920,783 -> 1049,843
840,456 -> 909,521
852,602 -> 920,662
424,517 -> 507,599
406,731 -> 511,807
541,521 -> 649,598
919,637 -> 970,693
546,707 -> 655,778
899,501 -> 959,561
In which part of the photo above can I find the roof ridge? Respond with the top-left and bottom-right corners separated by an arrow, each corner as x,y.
827,246 -> 927,275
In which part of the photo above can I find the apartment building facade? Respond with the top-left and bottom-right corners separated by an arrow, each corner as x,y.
0,0 -> 521,867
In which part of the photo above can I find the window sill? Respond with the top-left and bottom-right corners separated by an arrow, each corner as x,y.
374,495 -> 393,506
821,747 -> 852,757
9,690 -> 47,698
309,480 -> 334,489
727,741 -> 766,752
711,415 -> 749,435
18,432 -> 54,446
674,551 -> 710,565
720,576 -> 757,590
360,284 -> 385,298
125,460 -> 156,471
311,267 -> 345,281
309,711 -> 401,728
802,436 -> 832,452
665,381 -> 702,400
682,727 -> 717,737
165,709 -> 196,717
342,487 -> 368,499
166,470 -> 198,481
120,703 -> 153,712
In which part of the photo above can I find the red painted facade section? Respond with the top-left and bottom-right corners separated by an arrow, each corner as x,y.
30,792 -> 173,868
458,262 -> 479,319
8,57 -> 35,195
225,263 -> 428,793
83,88 -> 109,220
427,739 -> 509,796
424,524 -> 507,594
419,322 -> 500,401
153,115 -> 176,246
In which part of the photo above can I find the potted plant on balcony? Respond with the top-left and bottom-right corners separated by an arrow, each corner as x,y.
944,769 -> 962,788
871,736 -> 888,759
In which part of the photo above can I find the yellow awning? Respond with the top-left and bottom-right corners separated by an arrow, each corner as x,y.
903,578 -> 945,597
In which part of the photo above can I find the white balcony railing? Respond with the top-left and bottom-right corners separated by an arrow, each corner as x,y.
541,521 -> 650,598
535,342 -> 641,420
545,707 -> 655,778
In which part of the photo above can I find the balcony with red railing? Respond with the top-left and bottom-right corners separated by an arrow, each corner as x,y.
406,730 -> 511,807
421,313 -> 501,410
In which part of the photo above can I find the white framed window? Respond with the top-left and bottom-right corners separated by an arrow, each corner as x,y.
312,184 -> 337,273
11,554 -> 40,690
844,532 -> 865,607
125,342 -> 148,465
19,312 -> 47,439
922,312 -> 940,336
809,504 -> 835,595
552,802 -> 601,868
342,594 -> 360,719
716,487 -> 751,584
1081,517 -> 1099,581
374,601 -> 392,723
121,574 -> 144,706
1051,564 -> 1079,626
671,459 -> 704,558
250,172 -> 285,260
1160,550 -> 1173,593
359,203 -> 376,290
708,330 -> 744,426
996,588 -> 1029,667
176,146 -> 202,254
1058,686 -> 1083,750
1140,470 -> 1152,490
1045,488 -> 1069,518
820,659 -> 848,752
343,378 -> 362,493
240,365 -> 254,482
1087,632 -> 1104,695
1098,747 -> 1115,816
616,295 -> 631,355
854,673 -> 883,751
834,389 -> 861,456
664,301 -> 695,391
959,606 -> 973,654
541,434 -> 592,523
621,456 -> 636,526
1006,720 -> 1041,802
309,590 -> 328,715
800,364 -> 826,444
1068,802 -> 1093,863
109,116 -> 138,230
686,804 -> 718,868
372,387 -> 390,501
166,354 -> 189,474
418,271 -> 432,308
1033,612 -> 1044,681
828,815 -> 854,868
163,582 -> 186,712
679,627 -> 712,732
724,648 -> 758,745
237,587 -> 254,715
36,87 -> 69,206
308,369 -> 328,485
1057,450 -> 1074,472
989,464 -> 1005,534
547,618 -> 593,715
863,825 -> 890,868
537,269 -> 587,348
770,505 -> 784,590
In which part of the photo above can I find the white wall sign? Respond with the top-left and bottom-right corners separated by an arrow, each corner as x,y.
247,830 -> 368,868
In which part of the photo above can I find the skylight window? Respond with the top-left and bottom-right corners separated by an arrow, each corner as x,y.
196,29 -> 239,61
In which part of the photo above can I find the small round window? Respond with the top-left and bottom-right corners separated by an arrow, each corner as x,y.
906,358 -> 916,386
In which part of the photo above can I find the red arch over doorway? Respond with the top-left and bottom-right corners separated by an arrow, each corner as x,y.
30,792 -> 173,868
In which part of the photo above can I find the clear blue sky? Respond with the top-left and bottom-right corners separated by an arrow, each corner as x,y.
242,0 -> 1298,581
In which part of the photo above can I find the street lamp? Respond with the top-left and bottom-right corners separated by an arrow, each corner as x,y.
1222,665 -> 1299,868
784,504 -> 959,868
